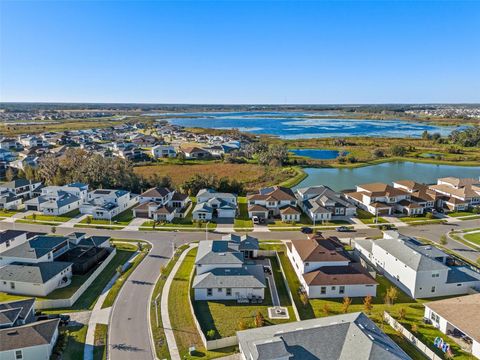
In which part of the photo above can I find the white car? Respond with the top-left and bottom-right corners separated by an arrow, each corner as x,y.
252,216 -> 260,224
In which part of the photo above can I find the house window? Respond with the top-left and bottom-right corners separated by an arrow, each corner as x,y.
431,313 -> 439,323
431,286 -> 436,293
10,282 -> 15,290
320,287 -> 326,294
339,286 -> 345,294
331,286 -> 336,291
15,350 -> 23,360
207,288 -> 213,296
432,273 -> 439,278
217,288 -> 222,292
226,288 -> 232,296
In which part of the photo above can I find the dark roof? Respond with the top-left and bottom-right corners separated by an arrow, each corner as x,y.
0,298 -> 35,327
290,237 -> 348,263
1,236 -> 68,259
0,230 -> 27,245
78,236 -> 110,247
141,187 -> 172,198
303,264 -> 378,286
0,319 -> 59,351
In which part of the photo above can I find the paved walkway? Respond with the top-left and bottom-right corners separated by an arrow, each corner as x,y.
349,217 -> 370,229
63,214 -> 88,228
122,217 -> 145,231
264,259 -> 280,307
382,216 -> 407,227
161,243 -> 197,360
3,210 -> 33,223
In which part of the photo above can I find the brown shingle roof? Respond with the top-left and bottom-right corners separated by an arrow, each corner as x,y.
303,264 -> 378,286
141,187 -> 172,198
290,237 -> 349,263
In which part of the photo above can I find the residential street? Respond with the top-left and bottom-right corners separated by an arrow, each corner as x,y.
0,218 -> 479,359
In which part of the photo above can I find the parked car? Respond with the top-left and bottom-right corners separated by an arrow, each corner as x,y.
263,265 -> 272,275
252,216 -> 260,224
36,313 -> 70,326
335,226 -> 350,232
301,226 -> 313,234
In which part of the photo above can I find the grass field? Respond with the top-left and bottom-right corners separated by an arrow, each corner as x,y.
448,210 -> 476,218
356,209 -> 387,224
60,325 -> 88,360
276,248 -> 471,359
168,248 -> 237,359
79,208 -> 134,226
93,324 -> 108,360
0,209 -> 20,217
463,232 -> 480,246
234,197 -> 253,231
134,163 -> 302,192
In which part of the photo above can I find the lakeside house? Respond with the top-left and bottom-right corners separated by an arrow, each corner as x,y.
237,312 -> 412,360
423,294 -> 480,359
193,189 -> 237,220
192,235 -> 265,301
428,177 -> 480,211
247,186 -> 300,222
79,188 -> 137,220
287,234 -> 377,298
0,179 -> 43,210
355,231 -> 480,298
133,187 -> 190,222
151,144 -> 177,159
24,183 -> 88,215
296,185 -> 356,222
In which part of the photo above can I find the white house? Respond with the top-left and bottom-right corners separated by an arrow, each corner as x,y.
151,145 -> 176,158
287,234 -> 377,298
25,183 -> 88,215
133,187 -> 190,222
80,189 -> 136,220
193,189 -> 237,220
0,230 -> 29,254
247,186 -> 299,221
296,185 -> 356,222
423,294 -> 480,359
0,318 -> 60,360
355,231 -> 480,298
429,177 -> 480,211
192,236 -> 265,301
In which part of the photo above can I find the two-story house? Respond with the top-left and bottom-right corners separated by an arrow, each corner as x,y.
429,177 -> 480,211
133,187 -> 190,222
247,186 -> 300,222
80,189 -> 136,220
193,189 -> 237,220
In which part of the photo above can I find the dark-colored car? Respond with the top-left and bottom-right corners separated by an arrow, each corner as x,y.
263,266 -> 272,275
36,313 -> 70,326
335,226 -> 350,232
301,226 -> 313,234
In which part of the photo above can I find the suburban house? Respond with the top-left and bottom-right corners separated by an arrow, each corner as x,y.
429,177 -> 480,211
247,186 -> 300,222
355,231 -> 480,298
237,312 -> 412,360
24,183 -> 88,215
192,235 -> 265,301
151,144 -> 176,158
0,298 -> 36,329
193,189 -> 237,220
423,294 -> 480,359
80,189 -> 136,220
0,318 -> 60,360
133,187 -> 190,222
181,146 -> 211,159
0,179 -> 43,200
392,180 -> 438,210
345,182 -> 424,216
296,185 -> 356,222
0,230 -> 30,253
287,234 -> 377,298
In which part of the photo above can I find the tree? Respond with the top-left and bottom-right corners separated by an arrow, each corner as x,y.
237,319 -> 248,331
440,235 -> 448,245
32,213 -> 37,221
342,297 -> 352,313
390,144 -> 407,157
299,292 -> 309,308
411,323 -> 418,334
207,330 -> 216,339
255,311 -> 265,327
372,149 -> 384,158
363,295 -> 373,314
384,286 -> 399,306
51,226 -> 56,234
137,242 -> 143,251
398,308 -> 407,321
86,216 -> 92,224
116,265 -> 123,276
5,167 -> 14,181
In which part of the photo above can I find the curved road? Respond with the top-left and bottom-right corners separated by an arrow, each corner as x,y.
1,219 -> 479,359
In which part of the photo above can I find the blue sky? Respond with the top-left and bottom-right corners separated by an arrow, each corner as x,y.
1,1 -> 479,104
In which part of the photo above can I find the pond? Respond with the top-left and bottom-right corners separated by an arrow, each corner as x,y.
294,161 -> 480,191
290,149 -> 345,160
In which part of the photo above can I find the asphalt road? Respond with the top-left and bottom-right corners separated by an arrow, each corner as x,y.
1,218 -> 479,359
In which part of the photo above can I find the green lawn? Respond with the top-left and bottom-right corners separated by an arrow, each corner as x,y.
0,209 -> 20,217
277,249 -> 471,359
93,324 -> 108,360
24,209 -> 80,223
463,232 -> 480,246
448,210 -> 475,218
60,325 -> 88,360
101,241 -> 151,308
356,209 -> 387,224
79,208 -> 134,226
399,214 -> 435,223
234,197 -> 253,231
41,243 -> 136,311
151,245 -> 190,360
193,256 -> 294,339
168,248 -> 237,359
267,212 -> 350,230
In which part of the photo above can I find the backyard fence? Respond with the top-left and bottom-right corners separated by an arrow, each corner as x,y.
36,248 -> 117,310
383,311 -> 444,360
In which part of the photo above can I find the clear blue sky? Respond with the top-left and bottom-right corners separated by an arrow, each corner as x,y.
1,1 -> 479,104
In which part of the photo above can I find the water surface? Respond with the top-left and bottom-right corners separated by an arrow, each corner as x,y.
290,149 -> 343,160
294,162 -> 480,191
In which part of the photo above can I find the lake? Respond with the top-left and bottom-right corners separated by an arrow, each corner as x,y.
159,111 -> 461,139
290,149 -> 344,160
294,162 -> 480,191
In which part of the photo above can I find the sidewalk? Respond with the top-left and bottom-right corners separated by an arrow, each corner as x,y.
161,243 -> 197,360
63,214 -> 88,228
2,210 -> 33,223
121,217 -> 145,231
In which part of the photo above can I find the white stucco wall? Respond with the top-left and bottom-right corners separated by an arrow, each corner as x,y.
194,287 -> 264,301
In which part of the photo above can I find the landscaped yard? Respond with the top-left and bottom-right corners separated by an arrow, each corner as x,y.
234,197 -> 253,231
59,325 -> 88,360
79,208 -> 135,227
448,210 -> 476,218
267,213 -> 350,230
168,247 -> 237,359
0,209 -> 21,217
39,243 -> 137,310
93,324 -> 108,360
356,209 -> 387,224
463,232 -> 480,246
20,209 -> 81,224
193,256 -> 294,339
276,247 -> 471,359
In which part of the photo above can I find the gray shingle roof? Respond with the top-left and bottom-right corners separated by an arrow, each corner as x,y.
1,236 -> 68,260
195,240 -> 244,265
0,298 -> 35,326
192,265 -> 266,289
237,312 -> 412,360
0,319 -> 59,351
0,262 -> 72,284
